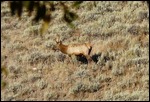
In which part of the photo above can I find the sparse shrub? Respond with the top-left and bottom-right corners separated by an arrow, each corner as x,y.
44,91 -> 58,101
3,95 -> 15,101
8,83 -> 22,94
87,82 -> 100,92
44,40 -> 55,49
137,10 -> 148,22
70,82 -> 88,94
8,65 -> 21,75
36,79 -> 48,90
27,51 -> 55,65
28,74 -> 42,83
97,52 -> 112,66
127,25 -> 140,35
112,62 -> 124,76
27,51 -> 43,64
73,68 -> 89,78
58,54 -> 67,62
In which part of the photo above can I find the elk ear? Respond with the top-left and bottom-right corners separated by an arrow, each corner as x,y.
55,35 -> 60,44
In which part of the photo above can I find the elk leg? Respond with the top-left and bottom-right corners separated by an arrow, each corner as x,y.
86,55 -> 93,68
86,55 -> 92,64
68,55 -> 72,63
69,55 -> 76,65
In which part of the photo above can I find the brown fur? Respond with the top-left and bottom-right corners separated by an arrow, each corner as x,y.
55,37 -> 92,63
57,41 -> 68,54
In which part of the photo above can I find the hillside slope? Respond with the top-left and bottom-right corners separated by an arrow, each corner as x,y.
1,1 -> 149,101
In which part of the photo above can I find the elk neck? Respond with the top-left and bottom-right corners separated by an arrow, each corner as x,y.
58,41 -> 68,54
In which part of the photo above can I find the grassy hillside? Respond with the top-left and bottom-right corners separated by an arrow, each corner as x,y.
1,1 -> 149,101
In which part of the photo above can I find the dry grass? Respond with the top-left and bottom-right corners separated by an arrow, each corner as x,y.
1,1 -> 149,101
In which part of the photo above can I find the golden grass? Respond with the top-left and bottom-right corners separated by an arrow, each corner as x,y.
1,1 -> 149,101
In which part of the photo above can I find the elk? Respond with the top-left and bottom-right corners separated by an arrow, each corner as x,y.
55,36 -> 93,63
